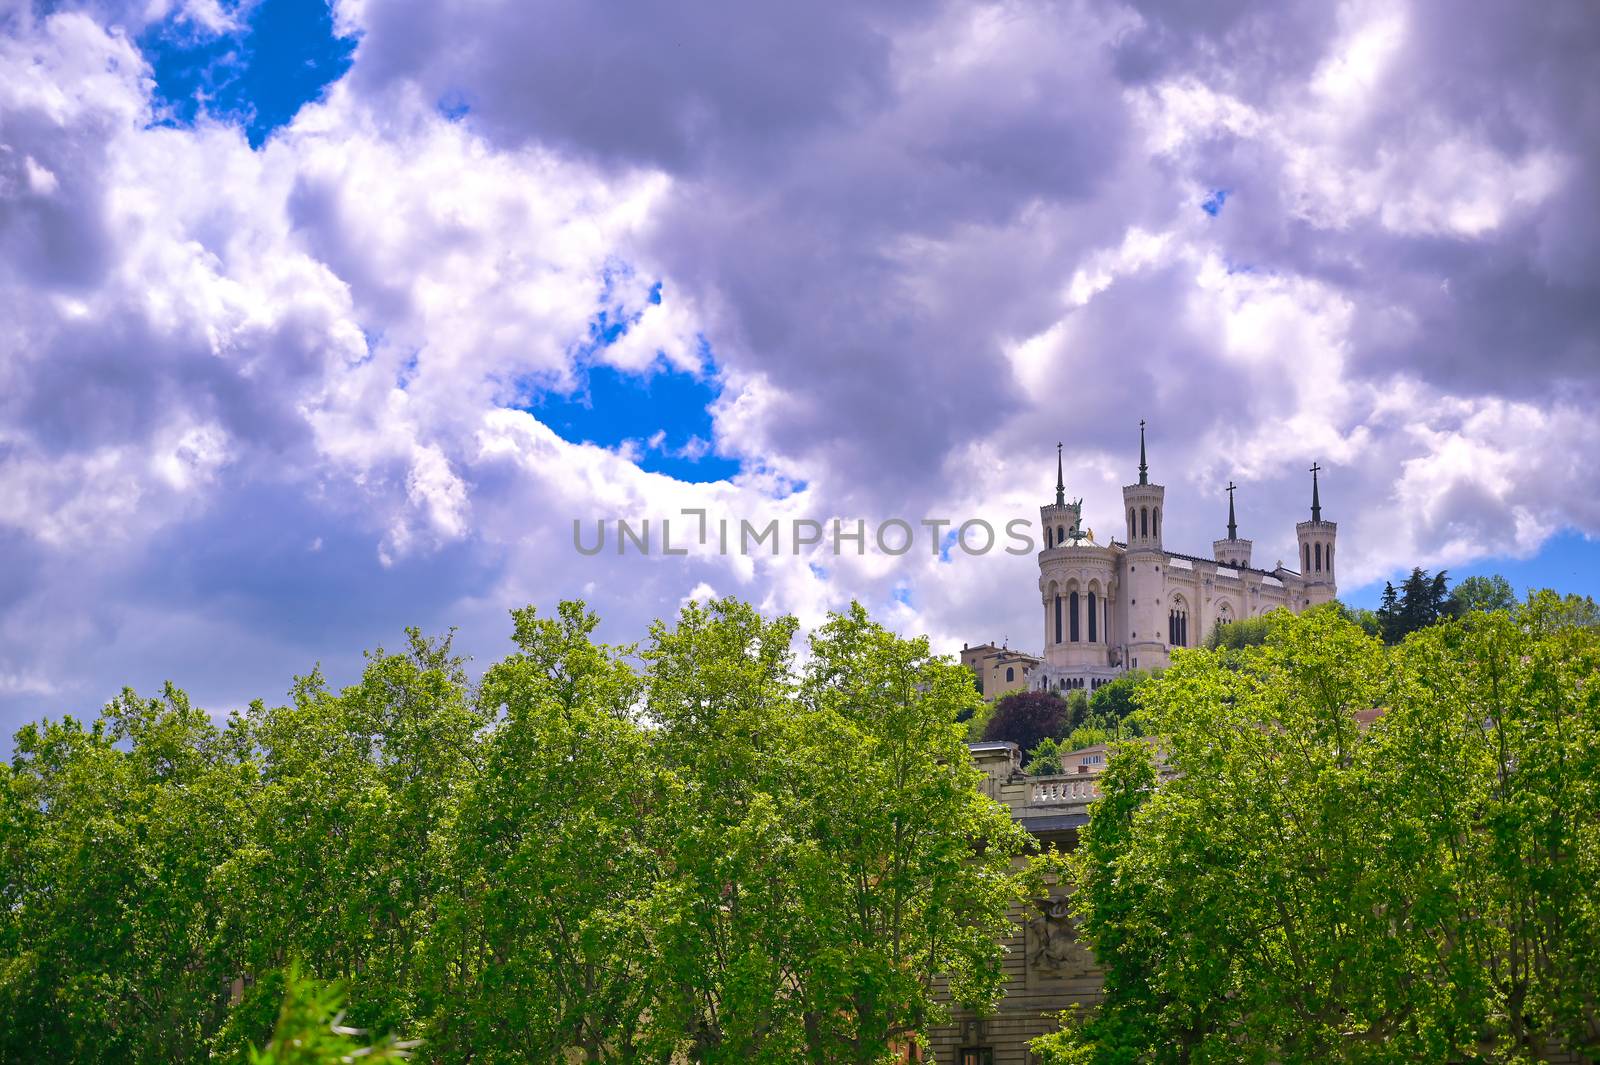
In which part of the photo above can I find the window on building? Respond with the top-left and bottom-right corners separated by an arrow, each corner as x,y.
1006,666 -> 1014,683
959,1049 -> 993,1065
1140,507 -> 1148,537
1315,542 -> 1322,571
1304,543 -> 1311,571
1087,591 -> 1097,642
1045,526 -> 1052,548
1153,507 -> 1160,538
1128,508 -> 1135,538
1054,595 -> 1062,644
1069,591 -> 1081,642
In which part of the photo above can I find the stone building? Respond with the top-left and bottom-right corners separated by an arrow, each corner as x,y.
927,740 -> 1127,1064
1034,424 -> 1337,693
961,643 -> 1042,701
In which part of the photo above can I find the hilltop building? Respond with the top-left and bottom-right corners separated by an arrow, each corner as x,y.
1034,424 -> 1336,693
960,643 -> 1041,702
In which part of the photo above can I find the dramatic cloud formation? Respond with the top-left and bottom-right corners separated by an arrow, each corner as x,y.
1,0 -> 1597,726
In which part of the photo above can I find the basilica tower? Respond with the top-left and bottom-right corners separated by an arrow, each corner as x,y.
1295,463 -> 1337,607
1037,444 -> 1119,691
1213,481 -> 1253,568
1121,421 -> 1166,671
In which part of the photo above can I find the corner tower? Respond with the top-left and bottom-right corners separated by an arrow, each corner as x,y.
1295,463 -> 1337,607
1212,481 -> 1253,567
1039,442 -> 1082,549
1121,421 -> 1166,671
1037,444 -> 1120,692
1121,421 -> 1164,552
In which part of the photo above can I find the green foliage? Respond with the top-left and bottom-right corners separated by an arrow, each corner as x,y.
1041,594 -> 1600,1064
0,599 -> 1035,1064
1085,671 -> 1147,723
1376,566 -> 1454,643
981,689 -> 1072,753
1204,613 -> 1274,649
248,965 -> 419,1064
1448,573 -> 1517,615
1545,590 -> 1600,629
1025,736 -> 1064,775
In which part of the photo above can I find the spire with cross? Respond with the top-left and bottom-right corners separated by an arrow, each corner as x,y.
1138,419 -> 1148,485
1055,441 -> 1064,506
1226,481 -> 1238,540
1310,462 -> 1322,523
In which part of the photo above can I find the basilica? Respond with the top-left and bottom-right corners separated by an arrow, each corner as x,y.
1032,423 -> 1337,694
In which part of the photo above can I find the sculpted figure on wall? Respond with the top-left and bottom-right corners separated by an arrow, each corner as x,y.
1027,897 -> 1093,979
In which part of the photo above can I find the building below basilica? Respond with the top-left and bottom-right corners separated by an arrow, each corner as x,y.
927,740 -> 1125,1064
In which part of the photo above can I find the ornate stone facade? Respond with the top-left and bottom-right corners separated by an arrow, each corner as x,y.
1033,426 -> 1336,693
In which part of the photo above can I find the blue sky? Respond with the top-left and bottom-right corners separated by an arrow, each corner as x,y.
141,0 -> 355,147
2,0 -> 1598,734
1344,530 -> 1600,611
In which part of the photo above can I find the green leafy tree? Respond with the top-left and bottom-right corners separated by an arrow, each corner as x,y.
0,686 -> 252,1063
1086,671 -> 1148,722
1547,591 -> 1600,629
1204,614 -> 1273,649
635,597 -> 806,1063
1447,573 -> 1517,615
1039,596 -> 1600,1063
1025,736 -> 1065,775
789,603 -> 1035,1063
0,599 -> 1037,1064
421,602 -> 653,1063
248,965 -> 419,1065
216,630 -> 480,1050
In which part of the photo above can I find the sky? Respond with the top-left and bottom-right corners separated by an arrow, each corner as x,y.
1,0 -> 1598,733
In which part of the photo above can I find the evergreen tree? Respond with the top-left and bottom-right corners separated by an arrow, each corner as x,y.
1377,581 -> 1400,643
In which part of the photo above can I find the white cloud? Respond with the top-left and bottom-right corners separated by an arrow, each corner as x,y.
2,0 -> 1598,726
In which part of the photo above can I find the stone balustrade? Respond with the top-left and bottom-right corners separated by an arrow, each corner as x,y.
1030,776 -> 1100,803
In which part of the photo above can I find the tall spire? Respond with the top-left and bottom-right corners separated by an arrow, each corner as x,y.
1226,481 -> 1238,540
1055,442 -> 1065,506
1138,419 -> 1148,485
1309,462 -> 1322,523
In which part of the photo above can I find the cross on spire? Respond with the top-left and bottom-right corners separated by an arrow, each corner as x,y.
1055,442 -> 1065,506
1309,462 -> 1322,523
1138,419 -> 1148,485
1226,480 -> 1238,541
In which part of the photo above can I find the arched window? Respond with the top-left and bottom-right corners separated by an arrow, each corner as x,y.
1304,543 -> 1311,571
1069,591 -> 1081,642
1153,507 -> 1160,539
1129,508 -> 1135,539
1006,666 -> 1015,683
1088,591 -> 1098,642
1045,526 -> 1052,548
1315,542 -> 1322,571
1140,507 -> 1149,538
1054,595 -> 1062,644
1057,525 -> 1065,543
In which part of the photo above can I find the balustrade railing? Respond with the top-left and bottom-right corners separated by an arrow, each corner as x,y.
1030,777 -> 1100,803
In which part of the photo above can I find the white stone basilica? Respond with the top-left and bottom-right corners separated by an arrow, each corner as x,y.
1033,423 -> 1337,693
